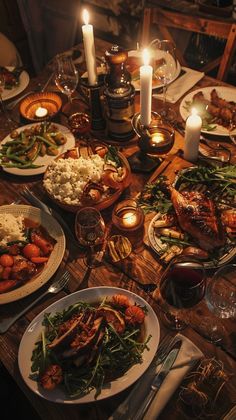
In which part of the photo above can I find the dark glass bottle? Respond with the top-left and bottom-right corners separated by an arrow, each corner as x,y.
104,45 -> 135,141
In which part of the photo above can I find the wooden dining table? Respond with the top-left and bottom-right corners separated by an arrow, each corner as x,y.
0,38 -> 236,420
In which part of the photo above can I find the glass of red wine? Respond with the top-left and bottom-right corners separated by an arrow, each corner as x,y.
159,256 -> 206,330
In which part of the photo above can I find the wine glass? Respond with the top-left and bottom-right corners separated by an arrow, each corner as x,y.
54,54 -> 78,112
75,207 -> 106,268
199,264 -> 236,343
159,256 -> 206,330
150,39 -> 178,121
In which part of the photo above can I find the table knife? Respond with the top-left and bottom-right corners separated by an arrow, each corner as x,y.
133,339 -> 182,420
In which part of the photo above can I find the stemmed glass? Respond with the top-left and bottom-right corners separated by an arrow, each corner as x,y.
150,39 -> 178,121
54,54 -> 78,113
159,256 -> 206,330
0,74 -> 18,132
75,207 -> 106,268
204,264 -> 236,342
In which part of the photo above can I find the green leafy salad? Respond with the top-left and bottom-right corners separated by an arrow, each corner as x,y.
30,294 -> 151,399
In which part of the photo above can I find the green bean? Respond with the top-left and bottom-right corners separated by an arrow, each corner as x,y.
35,135 -> 57,147
5,153 -> 27,163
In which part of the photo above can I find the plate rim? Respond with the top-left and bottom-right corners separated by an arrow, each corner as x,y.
0,204 -> 65,304
1,68 -> 30,101
179,85 -> 236,136
18,286 -> 160,404
0,122 -> 75,176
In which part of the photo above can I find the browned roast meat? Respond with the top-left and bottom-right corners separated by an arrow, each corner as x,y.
171,189 -> 225,251
11,256 -> 36,281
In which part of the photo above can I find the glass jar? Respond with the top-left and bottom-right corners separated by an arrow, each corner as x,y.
104,45 -> 135,141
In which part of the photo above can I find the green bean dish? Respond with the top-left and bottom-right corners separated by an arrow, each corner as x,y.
0,122 -> 68,170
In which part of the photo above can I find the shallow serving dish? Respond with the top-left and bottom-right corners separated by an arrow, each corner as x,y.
19,92 -> 62,122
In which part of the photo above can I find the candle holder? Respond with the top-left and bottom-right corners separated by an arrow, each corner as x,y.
112,198 -> 144,232
79,75 -> 106,132
128,111 -> 175,173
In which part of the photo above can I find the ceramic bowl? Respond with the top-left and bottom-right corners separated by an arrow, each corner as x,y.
43,142 -> 131,213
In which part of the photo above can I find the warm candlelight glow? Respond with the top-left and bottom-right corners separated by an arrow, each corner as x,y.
82,9 -> 89,25
112,199 -> 144,233
35,106 -> 48,118
184,107 -> 202,162
81,8 -> 97,85
140,49 -> 153,126
142,48 -> 150,66
191,107 -> 198,116
122,211 -> 138,228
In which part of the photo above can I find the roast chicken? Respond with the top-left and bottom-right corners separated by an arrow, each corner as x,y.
171,188 -> 226,251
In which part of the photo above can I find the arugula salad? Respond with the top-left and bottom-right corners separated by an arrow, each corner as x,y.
30,294 -> 151,399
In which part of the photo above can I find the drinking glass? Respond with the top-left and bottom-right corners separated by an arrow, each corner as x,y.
206,264 -> 236,319
75,207 -> 106,268
150,39 -> 177,121
159,256 -> 206,330
54,54 -> 78,108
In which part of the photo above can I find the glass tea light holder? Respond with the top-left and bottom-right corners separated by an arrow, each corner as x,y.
128,111 -> 175,173
112,198 -> 144,235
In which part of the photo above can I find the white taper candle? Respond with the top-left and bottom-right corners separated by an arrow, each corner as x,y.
140,49 -> 153,127
82,9 -> 97,86
184,108 -> 202,162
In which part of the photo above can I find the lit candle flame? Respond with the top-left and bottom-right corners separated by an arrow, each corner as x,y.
122,212 -> 138,228
191,107 -> 198,116
142,49 -> 150,66
82,9 -> 89,25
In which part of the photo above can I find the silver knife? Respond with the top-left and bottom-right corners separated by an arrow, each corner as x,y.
133,339 -> 182,420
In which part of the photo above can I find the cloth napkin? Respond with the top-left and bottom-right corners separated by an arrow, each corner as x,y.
153,67 -> 204,104
109,334 -> 203,420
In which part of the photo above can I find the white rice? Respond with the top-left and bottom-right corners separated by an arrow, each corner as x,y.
0,213 -> 26,247
43,155 -> 104,205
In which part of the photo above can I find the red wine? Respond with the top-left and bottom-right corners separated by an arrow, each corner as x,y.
160,266 -> 205,309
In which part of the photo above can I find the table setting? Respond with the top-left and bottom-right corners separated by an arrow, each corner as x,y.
0,7 -> 236,420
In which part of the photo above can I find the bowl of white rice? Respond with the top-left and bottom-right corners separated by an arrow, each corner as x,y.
43,144 -> 131,212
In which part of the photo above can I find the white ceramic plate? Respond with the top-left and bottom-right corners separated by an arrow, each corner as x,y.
148,213 -> 236,269
148,166 -> 236,269
0,123 -> 75,176
0,205 -> 65,304
18,286 -> 160,403
1,67 -> 30,101
179,86 -> 236,136
127,50 -> 181,91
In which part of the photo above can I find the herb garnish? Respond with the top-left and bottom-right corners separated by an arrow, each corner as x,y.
138,176 -> 173,214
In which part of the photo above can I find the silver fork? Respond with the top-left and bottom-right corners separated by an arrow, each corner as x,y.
0,270 -> 71,334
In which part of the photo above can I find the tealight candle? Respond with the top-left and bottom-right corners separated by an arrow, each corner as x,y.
184,108 -> 202,162
112,199 -> 144,232
140,49 -> 153,127
82,9 -> 97,86
35,106 -> 48,118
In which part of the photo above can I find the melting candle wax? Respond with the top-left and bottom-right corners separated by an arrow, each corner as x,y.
35,107 -> 48,118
